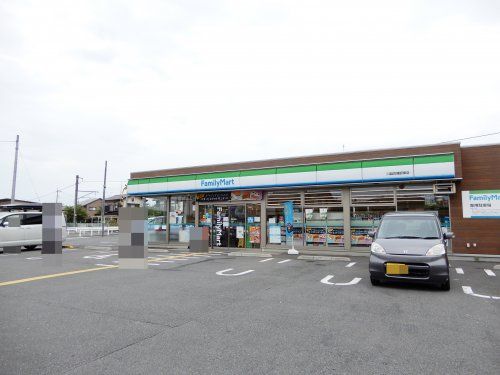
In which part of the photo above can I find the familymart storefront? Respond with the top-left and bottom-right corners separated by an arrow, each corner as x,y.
128,145 -> 459,252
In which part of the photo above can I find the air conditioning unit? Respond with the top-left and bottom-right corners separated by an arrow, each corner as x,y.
433,183 -> 456,194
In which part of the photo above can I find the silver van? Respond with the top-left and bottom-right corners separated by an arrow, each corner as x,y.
0,211 -> 68,251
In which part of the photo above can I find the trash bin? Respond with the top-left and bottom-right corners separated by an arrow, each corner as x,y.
189,227 -> 209,252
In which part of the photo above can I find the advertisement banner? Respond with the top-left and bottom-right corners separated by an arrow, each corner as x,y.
462,190 -> 500,218
283,201 -> 294,245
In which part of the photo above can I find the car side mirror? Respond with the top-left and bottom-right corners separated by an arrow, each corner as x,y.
444,232 -> 454,239
368,230 -> 376,238
2,221 -> 9,227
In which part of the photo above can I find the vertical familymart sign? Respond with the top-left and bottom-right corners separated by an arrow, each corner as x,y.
462,190 -> 500,218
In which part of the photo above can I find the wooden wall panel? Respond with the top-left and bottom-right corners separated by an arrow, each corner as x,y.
450,144 -> 500,255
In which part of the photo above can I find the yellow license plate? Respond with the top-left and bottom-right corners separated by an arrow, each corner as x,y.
386,263 -> 409,275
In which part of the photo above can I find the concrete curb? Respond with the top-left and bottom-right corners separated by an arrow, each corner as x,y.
228,252 -> 272,258
449,256 -> 500,263
493,265 -> 500,270
297,255 -> 351,261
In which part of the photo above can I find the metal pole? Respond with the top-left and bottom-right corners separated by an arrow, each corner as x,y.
101,161 -> 107,236
74,175 -> 79,228
10,135 -> 19,204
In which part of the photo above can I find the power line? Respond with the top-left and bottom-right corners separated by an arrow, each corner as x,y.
438,131 -> 500,144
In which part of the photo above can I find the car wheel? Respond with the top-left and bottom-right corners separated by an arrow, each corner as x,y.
24,245 -> 38,251
440,280 -> 450,291
370,276 -> 380,286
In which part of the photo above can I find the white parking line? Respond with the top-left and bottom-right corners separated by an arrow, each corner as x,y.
278,259 -> 291,264
346,262 -> 356,268
149,263 -> 160,266
216,268 -> 254,276
320,275 -> 362,286
95,263 -> 114,267
26,257 -> 43,260
259,258 -> 273,263
484,269 -> 496,277
156,260 -> 175,263
455,268 -> 464,274
462,286 -> 500,300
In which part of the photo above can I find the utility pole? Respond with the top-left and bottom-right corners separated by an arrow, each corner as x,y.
74,175 -> 79,228
101,161 -> 107,236
10,135 -> 19,204
56,188 -> 61,203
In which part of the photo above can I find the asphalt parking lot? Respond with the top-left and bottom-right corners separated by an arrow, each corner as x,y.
0,247 -> 499,375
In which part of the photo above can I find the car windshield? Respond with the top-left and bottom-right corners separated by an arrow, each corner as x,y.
377,216 -> 441,239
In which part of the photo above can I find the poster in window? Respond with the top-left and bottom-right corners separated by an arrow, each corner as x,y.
305,209 -> 313,220
319,208 -> 328,220
236,226 -> 244,239
269,225 -> 281,244
249,226 -> 261,243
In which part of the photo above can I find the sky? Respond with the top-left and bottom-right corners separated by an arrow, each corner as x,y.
1,0 -> 500,205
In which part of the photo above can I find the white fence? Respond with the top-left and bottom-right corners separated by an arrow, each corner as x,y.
67,226 -> 119,237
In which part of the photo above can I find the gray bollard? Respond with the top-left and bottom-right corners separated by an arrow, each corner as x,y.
118,207 -> 148,269
41,203 -> 63,255
3,215 -> 22,253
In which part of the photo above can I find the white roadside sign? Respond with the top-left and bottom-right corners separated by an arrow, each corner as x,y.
462,190 -> 500,218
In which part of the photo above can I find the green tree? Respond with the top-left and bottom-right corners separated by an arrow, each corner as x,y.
63,205 -> 88,224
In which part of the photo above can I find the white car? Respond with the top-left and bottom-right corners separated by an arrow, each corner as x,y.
0,211 -> 68,250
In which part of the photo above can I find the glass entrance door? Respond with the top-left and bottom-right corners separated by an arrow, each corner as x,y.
228,206 -> 246,248
207,204 -> 261,249
212,206 -> 229,248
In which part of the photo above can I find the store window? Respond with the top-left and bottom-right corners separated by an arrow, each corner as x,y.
246,204 -> 261,249
266,190 -> 302,246
170,195 -> 195,243
146,198 -> 167,243
304,190 -> 343,247
351,187 -> 396,247
396,184 -> 451,237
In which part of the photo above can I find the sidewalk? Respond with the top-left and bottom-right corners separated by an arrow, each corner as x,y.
145,244 -> 500,263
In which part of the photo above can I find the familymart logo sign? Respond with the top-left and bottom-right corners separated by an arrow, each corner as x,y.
462,190 -> 500,219
200,178 -> 237,189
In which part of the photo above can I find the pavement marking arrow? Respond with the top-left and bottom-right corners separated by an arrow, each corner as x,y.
462,286 -> 500,300
320,275 -> 362,286
216,268 -> 254,276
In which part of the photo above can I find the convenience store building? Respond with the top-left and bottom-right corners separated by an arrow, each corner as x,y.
127,143 -> 500,255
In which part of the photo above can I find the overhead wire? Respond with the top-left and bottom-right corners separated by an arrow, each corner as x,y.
437,131 -> 500,144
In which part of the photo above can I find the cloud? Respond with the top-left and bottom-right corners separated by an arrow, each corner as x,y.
1,0 -> 499,203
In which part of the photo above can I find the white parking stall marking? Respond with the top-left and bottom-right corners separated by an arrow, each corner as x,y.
278,259 -> 291,264
259,258 -> 273,263
84,254 -> 116,260
156,260 -> 175,263
320,275 -> 362,286
462,286 -> 500,300
26,257 -> 43,260
484,269 -> 496,277
216,268 -> 254,276
455,268 -> 464,274
95,263 -> 115,267
149,263 -> 160,266
346,262 -> 356,268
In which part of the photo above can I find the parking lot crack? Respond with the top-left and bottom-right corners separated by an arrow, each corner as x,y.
60,329 -> 167,375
